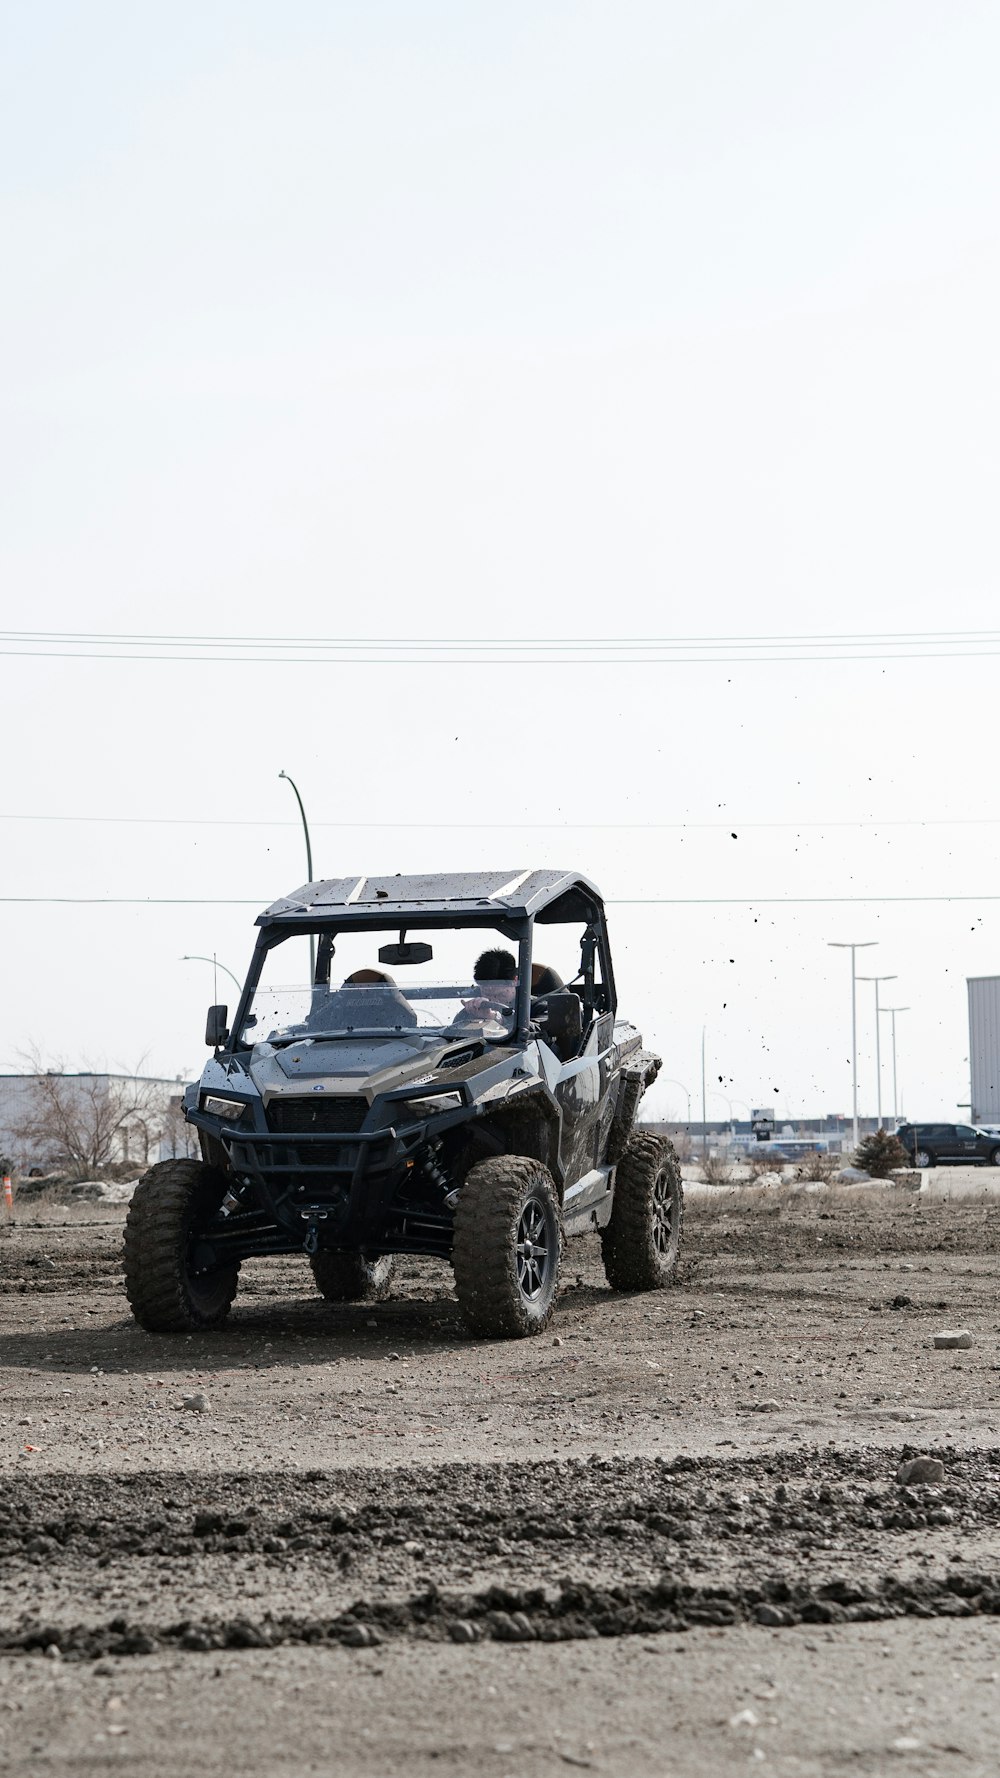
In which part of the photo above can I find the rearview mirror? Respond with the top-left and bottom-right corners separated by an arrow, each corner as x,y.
378,942 -> 433,967
205,1004 -> 229,1047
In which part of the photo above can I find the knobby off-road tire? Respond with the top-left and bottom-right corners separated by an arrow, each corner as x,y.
123,1159 -> 239,1332
601,1131 -> 683,1292
452,1155 -> 563,1339
310,1252 -> 396,1303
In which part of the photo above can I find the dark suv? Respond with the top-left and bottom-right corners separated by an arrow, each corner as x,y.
896,1122 -> 1000,1169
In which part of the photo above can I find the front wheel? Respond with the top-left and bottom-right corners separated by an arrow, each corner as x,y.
601,1132 -> 683,1292
310,1252 -> 396,1302
123,1159 -> 239,1331
914,1149 -> 934,1169
452,1156 -> 562,1338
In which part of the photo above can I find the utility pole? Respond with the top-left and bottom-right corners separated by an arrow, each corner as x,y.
827,941 -> 877,1150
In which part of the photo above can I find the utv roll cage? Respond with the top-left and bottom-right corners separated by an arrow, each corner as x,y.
220,869 -> 618,1055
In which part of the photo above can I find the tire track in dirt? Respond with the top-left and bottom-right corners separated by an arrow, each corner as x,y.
3,1447 -> 999,1659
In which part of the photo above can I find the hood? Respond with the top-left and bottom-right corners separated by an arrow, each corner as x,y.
248,1033 -> 481,1103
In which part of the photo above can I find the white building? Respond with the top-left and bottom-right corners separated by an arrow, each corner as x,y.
968,976 -> 1000,1124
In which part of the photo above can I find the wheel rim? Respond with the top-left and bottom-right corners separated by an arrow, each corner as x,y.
515,1194 -> 555,1304
652,1165 -> 678,1256
915,1150 -> 930,1168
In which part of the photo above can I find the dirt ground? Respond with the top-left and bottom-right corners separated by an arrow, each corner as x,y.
1,1174 -> 1000,1776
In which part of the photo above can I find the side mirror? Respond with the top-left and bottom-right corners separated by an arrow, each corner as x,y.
378,941 -> 433,967
533,991 -> 582,1047
205,1004 -> 229,1048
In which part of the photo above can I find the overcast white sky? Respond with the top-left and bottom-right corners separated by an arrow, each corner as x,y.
2,1 -> 999,1123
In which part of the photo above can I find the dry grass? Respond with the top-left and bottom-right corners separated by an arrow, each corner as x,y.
687,1179 -> 899,1217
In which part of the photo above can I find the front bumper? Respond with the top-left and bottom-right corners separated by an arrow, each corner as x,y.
188,1105 -> 464,1259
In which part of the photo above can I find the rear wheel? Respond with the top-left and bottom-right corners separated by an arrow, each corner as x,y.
452,1155 -> 562,1338
989,1148 -> 1000,1169
601,1132 -> 683,1292
123,1159 -> 239,1331
310,1252 -> 396,1302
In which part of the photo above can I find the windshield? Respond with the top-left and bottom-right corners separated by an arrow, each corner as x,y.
240,927 -> 521,1048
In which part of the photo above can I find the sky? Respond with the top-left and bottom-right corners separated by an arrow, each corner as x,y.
2,1 -> 999,1124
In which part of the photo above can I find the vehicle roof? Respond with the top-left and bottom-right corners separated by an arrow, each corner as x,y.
259,869 -> 604,927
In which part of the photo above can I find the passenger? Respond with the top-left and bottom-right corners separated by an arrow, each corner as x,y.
531,962 -> 565,997
307,967 -> 418,1031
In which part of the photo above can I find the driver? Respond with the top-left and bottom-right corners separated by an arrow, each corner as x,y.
457,947 -> 518,1026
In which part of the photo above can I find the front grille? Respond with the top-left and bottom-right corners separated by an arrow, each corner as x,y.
266,1095 -> 368,1134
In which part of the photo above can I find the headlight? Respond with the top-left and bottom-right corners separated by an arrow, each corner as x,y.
405,1092 -> 464,1117
201,1094 -> 248,1122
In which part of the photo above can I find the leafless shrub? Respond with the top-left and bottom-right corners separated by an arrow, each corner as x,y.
8,1049 -> 171,1182
795,1149 -> 838,1183
747,1148 -> 785,1180
699,1150 -> 735,1186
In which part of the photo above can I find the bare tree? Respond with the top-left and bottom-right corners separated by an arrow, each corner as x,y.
159,1093 -> 199,1161
8,1050 -> 171,1181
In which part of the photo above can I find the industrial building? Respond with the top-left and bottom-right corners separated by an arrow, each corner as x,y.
968,976 -> 1000,1124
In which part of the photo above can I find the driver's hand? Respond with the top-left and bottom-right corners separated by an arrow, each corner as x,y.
461,996 -> 493,1018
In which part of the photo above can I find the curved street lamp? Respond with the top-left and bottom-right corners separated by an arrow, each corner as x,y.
661,1077 -> 692,1123
181,954 -> 242,994
708,1089 -> 744,1134
279,770 -> 316,980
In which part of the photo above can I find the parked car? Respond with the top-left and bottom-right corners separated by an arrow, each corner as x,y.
896,1122 -> 1000,1168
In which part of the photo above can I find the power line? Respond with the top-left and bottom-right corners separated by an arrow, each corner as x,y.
5,648 -> 1000,665
1,627 -> 997,646
3,811 -> 1000,832
0,627 -> 998,665
1,894 -> 998,907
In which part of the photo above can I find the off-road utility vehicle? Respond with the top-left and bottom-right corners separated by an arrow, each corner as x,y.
125,870 -> 681,1339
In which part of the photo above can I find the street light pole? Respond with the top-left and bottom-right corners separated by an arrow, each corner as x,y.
828,941 -> 877,1150
279,770 -> 316,981
701,1026 -> 707,1161
880,1005 -> 909,1124
857,974 -> 897,1129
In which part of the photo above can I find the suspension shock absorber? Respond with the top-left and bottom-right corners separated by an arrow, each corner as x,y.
413,1138 -> 451,1204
